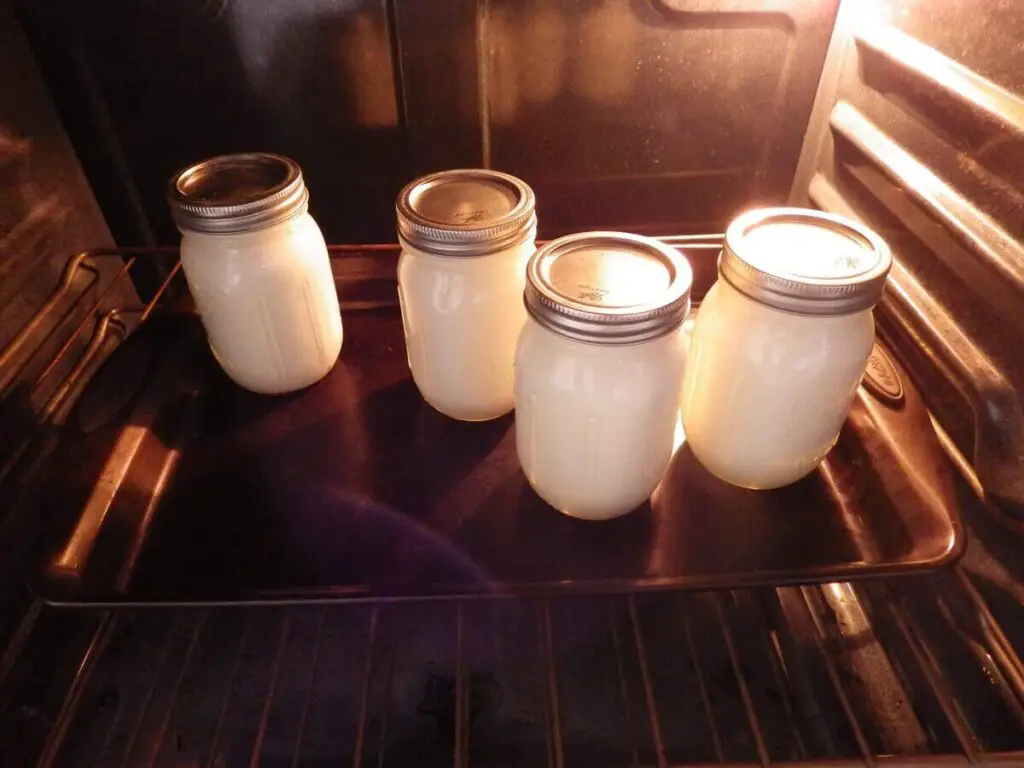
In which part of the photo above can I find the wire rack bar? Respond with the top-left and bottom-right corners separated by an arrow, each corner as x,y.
797,587 -> 876,767
607,598 -> 642,767
0,311 -> 125,489
455,603 -> 468,768
627,593 -> 668,768
145,611 -> 208,767
118,613 -> 184,767
674,758 -> 969,767
0,252 -> 95,383
140,262 -> 182,323
0,598 -> 41,691
954,567 -> 1024,712
205,611 -> 254,768
32,262 -> 130,389
352,606 -> 379,768
35,611 -> 118,768
714,594 -> 771,767
739,591 -> 808,759
538,599 -> 565,768
91,613 -> 140,765
290,608 -> 327,768
375,657 -> 395,768
248,616 -> 292,767
680,597 -> 726,763
881,587 -> 982,763
931,589 -> 1024,730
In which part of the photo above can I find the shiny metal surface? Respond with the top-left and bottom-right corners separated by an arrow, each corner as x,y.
26,246 -> 963,607
791,0 -> 1024,521
396,169 -> 536,256
720,207 -> 891,315
167,153 -> 309,235
828,102 -> 1024,301
0,239 -> 1018,763
524,232 -> 692,344
25,579 -> 1024,766
0,16 -> 141,748
3,1 -> 1024,766
808,176 -> 1024,516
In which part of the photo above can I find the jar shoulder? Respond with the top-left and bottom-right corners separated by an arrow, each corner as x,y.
181,214 -> 328,268
517,320 -> 687,383
696,280 -> 875,344
399,240 -> 534,275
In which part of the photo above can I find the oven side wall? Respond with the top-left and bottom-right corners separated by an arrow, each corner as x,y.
791,0 -> 1024,517
0,7 -> 138,759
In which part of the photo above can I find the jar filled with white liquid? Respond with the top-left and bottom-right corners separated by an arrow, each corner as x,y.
515,232 -> 693,521
681,208 -> 892,489
396,169 -> 537,421
167,153 -> 342,395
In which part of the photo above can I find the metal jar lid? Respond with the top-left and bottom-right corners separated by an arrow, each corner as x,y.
396,169 -> 536,256
720,207 -> 892,315
167,153 -> 309,235
524,232 -> 692,344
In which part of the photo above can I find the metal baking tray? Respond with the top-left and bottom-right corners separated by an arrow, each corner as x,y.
25,243 -> 967,605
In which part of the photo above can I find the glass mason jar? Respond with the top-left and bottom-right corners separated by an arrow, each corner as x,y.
515,232 -> 693,521
681,208 -> 892,489
168,154 -> 341,395
396,169 -> 537,421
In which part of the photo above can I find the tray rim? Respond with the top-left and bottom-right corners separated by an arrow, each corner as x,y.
22,244 -> 968,607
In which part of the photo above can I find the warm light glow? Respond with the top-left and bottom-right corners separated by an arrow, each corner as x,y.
546,247 -> 675,308
742,222 -> 867,279
845,0 -> 891,34
673,410 -> 686,454
826,581 -> 848,602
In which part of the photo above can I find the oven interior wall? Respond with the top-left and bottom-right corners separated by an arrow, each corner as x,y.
2,0 -> 1024,765
0,0 -> 138,660
791,0 -> 1024,516
0,0 -> 128,366
13,0 -> 839,244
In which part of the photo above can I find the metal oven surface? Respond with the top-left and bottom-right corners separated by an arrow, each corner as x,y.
1,0 -> 1023,765
24,576 -> 1024,766
23,246 -> 964,607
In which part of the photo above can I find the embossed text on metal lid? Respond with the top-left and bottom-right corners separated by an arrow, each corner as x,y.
525,231 -> 692,344
396,169 -> 536,257
721,207 -> 892,315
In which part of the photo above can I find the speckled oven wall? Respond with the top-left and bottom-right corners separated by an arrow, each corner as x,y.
15,0 -> 840,244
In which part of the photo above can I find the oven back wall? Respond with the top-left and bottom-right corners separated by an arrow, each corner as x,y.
14,0 -> 839,244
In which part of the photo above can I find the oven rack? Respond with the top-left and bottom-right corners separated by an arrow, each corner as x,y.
22,575 -> 1024,766
0,245 -> 1022,766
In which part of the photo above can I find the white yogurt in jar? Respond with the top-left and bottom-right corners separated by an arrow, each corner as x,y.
397,169 -> 536,421
681,208 -> 892,489
168,153 -> 342,395
515,232 -> 693,520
